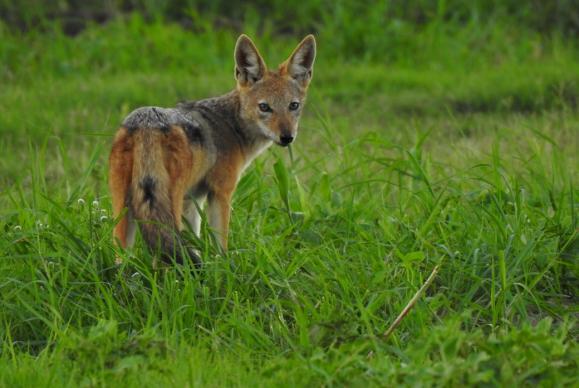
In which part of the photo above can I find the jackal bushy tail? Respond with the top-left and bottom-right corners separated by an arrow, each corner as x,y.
113,128 -> 201,267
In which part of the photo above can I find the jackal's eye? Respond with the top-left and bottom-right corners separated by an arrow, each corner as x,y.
258,102 -> 272,113
289,102 -> 300,111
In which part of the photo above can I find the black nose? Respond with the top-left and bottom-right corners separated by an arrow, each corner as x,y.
280,135 -> 294,145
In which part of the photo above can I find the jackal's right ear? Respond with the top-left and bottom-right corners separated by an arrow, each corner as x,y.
234,35 -> 266,86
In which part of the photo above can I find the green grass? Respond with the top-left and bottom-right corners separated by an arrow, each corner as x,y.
1,15 -> 578,386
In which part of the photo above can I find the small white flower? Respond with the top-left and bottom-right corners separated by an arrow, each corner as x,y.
14,225 -> 22,231
99,215 -> 108,222
92,200 -> 99,208
77,198 -> 85,206
100,209 -> 107,214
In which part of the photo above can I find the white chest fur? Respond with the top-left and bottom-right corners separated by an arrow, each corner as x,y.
241,139 -> 273,175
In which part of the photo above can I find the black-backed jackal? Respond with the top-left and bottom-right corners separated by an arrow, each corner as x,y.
109,34 -> 316,266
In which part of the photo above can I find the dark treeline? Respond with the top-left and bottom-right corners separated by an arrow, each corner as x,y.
1,0 -> 578,37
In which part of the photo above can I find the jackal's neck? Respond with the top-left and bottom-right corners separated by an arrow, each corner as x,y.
181,89 -> 269,150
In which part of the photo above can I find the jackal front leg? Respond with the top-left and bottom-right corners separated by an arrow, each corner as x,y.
207,192 -> 232,252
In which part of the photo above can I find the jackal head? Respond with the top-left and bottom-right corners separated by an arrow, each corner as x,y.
234,34 -> 316,147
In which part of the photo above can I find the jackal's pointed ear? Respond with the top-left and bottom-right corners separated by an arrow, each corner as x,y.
234,34 -> 266,86
282,35 -> 316,87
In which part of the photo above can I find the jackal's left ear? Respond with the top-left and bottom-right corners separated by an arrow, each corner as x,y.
282,35 -> 316,86
234,34 -> 267,86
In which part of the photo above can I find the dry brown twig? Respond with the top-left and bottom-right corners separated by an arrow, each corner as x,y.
383,264 -> 440,340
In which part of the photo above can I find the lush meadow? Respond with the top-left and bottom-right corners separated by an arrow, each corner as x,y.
0,2 -> 578,385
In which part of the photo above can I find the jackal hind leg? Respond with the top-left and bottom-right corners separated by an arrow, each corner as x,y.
184,196 -> 206,237
109,127 -> 134,264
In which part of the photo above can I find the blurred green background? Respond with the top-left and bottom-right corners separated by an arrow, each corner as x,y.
2,0 -> 578,38
2,0 -> 578,75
